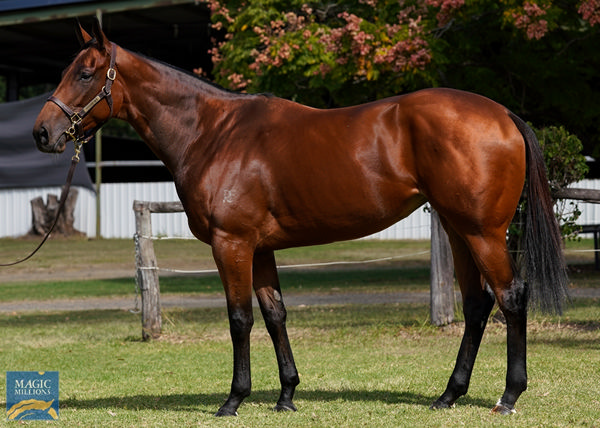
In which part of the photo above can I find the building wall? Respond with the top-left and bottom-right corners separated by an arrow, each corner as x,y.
2,180 -> 599,240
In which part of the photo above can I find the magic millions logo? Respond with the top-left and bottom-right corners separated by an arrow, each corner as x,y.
6,371 -> 59,421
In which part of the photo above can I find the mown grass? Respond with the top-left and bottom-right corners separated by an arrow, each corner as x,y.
0,266 -> 431,302
0,238 -> 598,302
0,238 -> 598,426
0,300 -> 597,427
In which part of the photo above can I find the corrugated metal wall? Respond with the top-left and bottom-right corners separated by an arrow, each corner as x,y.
2,180 -> 600,240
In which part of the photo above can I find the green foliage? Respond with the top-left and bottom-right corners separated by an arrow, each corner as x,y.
534,125 -> 589,190
535,124 -> 588,240
509,124 -> 589,243
207,0 -> 443,106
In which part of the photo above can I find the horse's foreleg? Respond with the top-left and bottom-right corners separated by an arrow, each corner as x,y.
431,228 -> 495,409
253,251 -> 299,412
492,278 -> 528,414
212,239 -> 255,417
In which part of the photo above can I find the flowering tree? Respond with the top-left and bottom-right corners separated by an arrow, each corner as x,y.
201,0 -> 600,111
202,0 -> 458,105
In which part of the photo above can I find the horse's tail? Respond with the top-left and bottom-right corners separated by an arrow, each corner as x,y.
509,112 -> 569,314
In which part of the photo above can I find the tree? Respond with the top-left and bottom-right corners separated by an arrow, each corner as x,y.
202,0 -> 600,152
203,0 -> 455,106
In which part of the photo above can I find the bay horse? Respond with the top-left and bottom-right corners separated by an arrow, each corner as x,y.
33,21 -> 568,417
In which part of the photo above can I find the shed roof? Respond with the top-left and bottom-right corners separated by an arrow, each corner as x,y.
0,0 -> 212,90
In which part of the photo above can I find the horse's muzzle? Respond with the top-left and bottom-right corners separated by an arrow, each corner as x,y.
33,125 -> 49,148
33,124 -> 66,153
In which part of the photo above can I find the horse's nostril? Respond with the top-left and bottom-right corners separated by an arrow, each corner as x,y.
34,126 -> 49,147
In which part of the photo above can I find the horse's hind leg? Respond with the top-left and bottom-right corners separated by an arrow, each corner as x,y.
253,250 -> 300,412
431,225 -> 496,410
464,234 -> 528,414
438,228 -> 528,414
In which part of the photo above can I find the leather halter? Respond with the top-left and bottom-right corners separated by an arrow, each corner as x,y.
47,42 -> 117,160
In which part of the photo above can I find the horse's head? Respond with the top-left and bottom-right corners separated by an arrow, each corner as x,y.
33,20 -> 122,154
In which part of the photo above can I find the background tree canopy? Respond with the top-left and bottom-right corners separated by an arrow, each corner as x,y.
202,0 -> 600,157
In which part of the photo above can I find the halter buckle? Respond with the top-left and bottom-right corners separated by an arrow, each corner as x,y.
107,68 -> 116,81
70,112 -> 82,125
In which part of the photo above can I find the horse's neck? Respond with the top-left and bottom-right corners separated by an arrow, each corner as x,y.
116,50 -> 226,173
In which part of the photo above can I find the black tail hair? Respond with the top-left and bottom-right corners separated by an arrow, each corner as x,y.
509,112 -> 569,314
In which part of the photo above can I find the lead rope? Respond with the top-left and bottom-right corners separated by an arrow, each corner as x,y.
0,141 -> 82,267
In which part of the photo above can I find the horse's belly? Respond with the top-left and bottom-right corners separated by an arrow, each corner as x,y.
262,188 -> 426,249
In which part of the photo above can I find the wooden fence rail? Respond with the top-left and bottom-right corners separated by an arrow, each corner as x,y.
132,187 -> 600,338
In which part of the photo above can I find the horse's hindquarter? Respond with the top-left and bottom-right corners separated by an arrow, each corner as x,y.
404,89 -> 526,232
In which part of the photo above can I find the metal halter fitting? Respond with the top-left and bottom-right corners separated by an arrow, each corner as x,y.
47,42 -> 117,161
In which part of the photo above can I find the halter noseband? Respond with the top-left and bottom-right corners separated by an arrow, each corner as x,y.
47,42 -> 117,161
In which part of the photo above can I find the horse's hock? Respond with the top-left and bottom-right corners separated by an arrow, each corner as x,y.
29,187 -> 84,237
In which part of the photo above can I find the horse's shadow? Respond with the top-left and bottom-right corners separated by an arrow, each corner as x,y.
56,389 -> 495,414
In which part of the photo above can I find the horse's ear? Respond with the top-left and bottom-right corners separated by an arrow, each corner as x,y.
75,19 -> 93,46
91,18 -> 109,51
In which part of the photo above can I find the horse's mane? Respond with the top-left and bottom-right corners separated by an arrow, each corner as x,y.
133,50 -> 273,99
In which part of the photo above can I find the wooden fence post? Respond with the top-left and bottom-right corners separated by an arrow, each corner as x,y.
133,200 -> 162,340
430,209 -> 455,326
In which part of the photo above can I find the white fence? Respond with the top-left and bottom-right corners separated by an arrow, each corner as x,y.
2,180 -> 600,239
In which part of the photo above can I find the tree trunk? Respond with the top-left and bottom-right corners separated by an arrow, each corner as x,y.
29,188 -> 84,237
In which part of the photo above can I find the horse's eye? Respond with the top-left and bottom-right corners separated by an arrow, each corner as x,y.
79,71 -> 93,82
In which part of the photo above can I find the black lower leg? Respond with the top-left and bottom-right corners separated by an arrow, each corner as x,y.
432,285 -> 495,409
253,251 -> 300,412
259,293 -> 299,412
493,280 -> 528,414
216,307 -> 254,416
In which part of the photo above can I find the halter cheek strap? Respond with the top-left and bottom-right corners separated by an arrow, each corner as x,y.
47,42 -> 117,161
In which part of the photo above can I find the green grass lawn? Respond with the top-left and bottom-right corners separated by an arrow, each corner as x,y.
0,300 -> 597,427
0,238 -> 598,425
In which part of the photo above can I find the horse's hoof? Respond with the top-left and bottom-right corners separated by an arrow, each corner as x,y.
274,402 -> 297,412
491,402 -> 516,415
215,407 -> 238,417
430,400 -> 453,410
